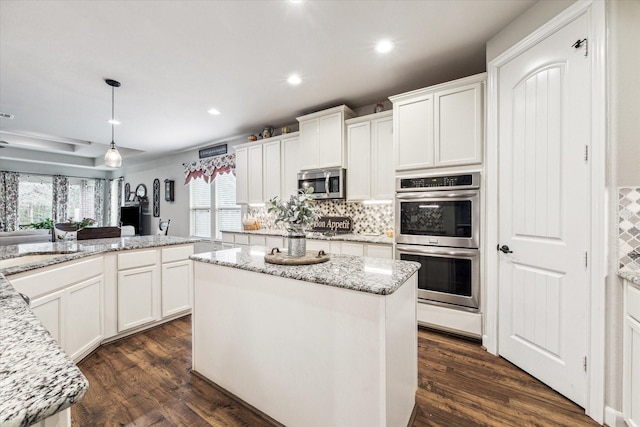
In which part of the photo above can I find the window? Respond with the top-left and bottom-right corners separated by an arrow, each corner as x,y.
68,178 -> 97,223
214,172 -> 241,240
189,178 -> 211,238
17,175 -> 53,227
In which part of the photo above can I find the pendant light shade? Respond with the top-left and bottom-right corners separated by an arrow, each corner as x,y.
104,79 -> 123,168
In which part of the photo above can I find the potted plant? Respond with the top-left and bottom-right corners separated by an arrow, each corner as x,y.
268,188 -> 319,257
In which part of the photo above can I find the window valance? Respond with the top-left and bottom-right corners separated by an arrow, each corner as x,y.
183,153 -> 235,185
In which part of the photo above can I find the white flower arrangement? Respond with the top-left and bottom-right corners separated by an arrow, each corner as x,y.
267,187 -> 319,230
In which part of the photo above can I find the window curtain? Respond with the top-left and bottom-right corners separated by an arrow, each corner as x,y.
0,171 -> 20,231
52,175 -> 69,223
183,153 -> 235,185
94,179 -> 105,226
106,177 -> 124,226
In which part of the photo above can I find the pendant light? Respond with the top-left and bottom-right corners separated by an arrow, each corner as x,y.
104,78 -> 123,168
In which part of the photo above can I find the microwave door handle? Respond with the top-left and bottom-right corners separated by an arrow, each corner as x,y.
325,173 -> 330,197
396,244 -> 478,258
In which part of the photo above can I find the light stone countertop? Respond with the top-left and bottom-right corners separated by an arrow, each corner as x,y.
191,246 -> 419,295
619,268 -> 640,287
0,235 -> 200,276
221,229 -> 394,245
0,236 -> 199,426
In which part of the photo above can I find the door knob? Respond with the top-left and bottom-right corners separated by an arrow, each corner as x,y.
497,244 -> 513,254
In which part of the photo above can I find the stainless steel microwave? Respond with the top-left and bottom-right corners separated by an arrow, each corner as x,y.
297,168 -> 346,200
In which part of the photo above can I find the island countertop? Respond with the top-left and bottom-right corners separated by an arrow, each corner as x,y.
191,246 -> 419,295
0,275 -> 88,426
0,235 -> 200,276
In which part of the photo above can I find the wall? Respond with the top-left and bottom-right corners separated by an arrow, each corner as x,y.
485,0 -> 575,62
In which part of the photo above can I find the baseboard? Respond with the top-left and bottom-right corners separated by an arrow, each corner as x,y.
604,406 -> 625,427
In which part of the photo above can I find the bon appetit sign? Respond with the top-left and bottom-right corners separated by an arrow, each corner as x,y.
311,216 -> 353,233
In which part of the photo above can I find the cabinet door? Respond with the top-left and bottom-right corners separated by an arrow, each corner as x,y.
347,121 -> 371,201
161,260 -> 192,318
434,82 -> 483,166
66,276 -> 104,360
249,235 -> 266,246
307,239 -> 331,254
263,140 -> 281,201
248,144 -> 264,204
282,136 -> 300,198
365,244 -> 393,259
265,236 -> 284,250
31,289 -> 66,345
341,242 -> 364,257
625,316 -> 640,427
372,116 -> 394,200
117,265 -> 160,332
299,119 -> 319,170
394,96 -> 433,170
235,146 -> 249,204
318,112 -> 343,168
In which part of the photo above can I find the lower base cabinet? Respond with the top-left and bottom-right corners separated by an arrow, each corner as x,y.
34,407 -> 71,427
161,260 -> 192,317
117,265 -> 160,332
624,281 -> 640,427
65,277 -> 104,360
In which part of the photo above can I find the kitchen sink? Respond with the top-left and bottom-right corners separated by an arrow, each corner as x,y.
0,254 -> 67,269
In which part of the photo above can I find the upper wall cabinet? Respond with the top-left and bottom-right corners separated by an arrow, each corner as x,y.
281,134 -> 300,198
297,105 -> 356,171
234,143 -> 263,205
390,73 -> 485,171
346,111 -> 394,201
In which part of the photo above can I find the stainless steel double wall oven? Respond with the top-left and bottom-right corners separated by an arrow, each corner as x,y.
395,173 -> 480,310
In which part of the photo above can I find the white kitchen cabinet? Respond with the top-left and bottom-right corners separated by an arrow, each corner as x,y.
306,239 -> 341,255
31,289 -> 65,344
366,244 -> 393,259
263,140 -> 281,202
266,235 -> 285,250
248,144 -> 264,204
117,249 -> 160,333
65,276 -> 104,360
281,134 -> 300,198
249,234 -> 266,246
297,105 -> 355,170
34,408 -> 71,427
161,245 -> 194,318
624,281 -> 640,427
235,146 -> 248,204
390,73 -> 485,171
341,242 -> 365,257
346,111 -> 394,201
234,233 -> 249,247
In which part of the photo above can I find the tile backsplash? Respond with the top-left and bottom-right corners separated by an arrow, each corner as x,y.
619,187 -> 640,271
249,200 -> 394,235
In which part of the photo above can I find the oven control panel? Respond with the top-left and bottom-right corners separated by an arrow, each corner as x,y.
397,172 -> 480,191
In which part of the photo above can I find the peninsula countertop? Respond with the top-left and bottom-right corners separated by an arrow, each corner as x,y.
191,246 -> 419,295
0,235 -> 200,276
0,235 -> 200,426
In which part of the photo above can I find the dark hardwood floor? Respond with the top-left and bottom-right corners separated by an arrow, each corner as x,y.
72,316 -> 598,427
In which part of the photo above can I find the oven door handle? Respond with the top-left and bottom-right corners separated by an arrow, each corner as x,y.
396,244 -> 478,258
395,190 -> 479,199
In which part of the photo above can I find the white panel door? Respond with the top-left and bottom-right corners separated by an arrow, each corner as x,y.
31,289 -> 65,344
263,140 -> 281,201
66,276 -> 104,360
117,265 -> 160,332
235,146 -> 248,204
497,14 -> 590,406
299,119 -> 319,170
347,121 -> 371,201
318,112 -> 343,168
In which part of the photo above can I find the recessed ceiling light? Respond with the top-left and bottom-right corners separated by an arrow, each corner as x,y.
287,74 -> 302,86
375,40 -> 394,54
208,108 -> 221,115
107,119 -> 121,125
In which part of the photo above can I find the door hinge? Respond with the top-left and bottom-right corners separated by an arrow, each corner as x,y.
584,251 -> 588,268
584,145 -> 589,162
583,356 -> 588,372
572,38 -> 588,57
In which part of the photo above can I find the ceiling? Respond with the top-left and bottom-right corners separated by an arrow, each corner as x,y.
0,0 -> 536,170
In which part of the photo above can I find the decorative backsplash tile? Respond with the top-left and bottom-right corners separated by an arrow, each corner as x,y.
619,187 -> 640,271
249,200 -> 394,235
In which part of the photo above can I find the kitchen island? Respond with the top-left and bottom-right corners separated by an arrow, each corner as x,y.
0,235 -> 198,427
191,246 -> 420,427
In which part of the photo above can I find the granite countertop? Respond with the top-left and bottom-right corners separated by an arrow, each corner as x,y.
191,246 -> 419,295
0,275 -> 88,426
0,235 -> 200,276
618,268 -> 640,286
222,229 -> 394,245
